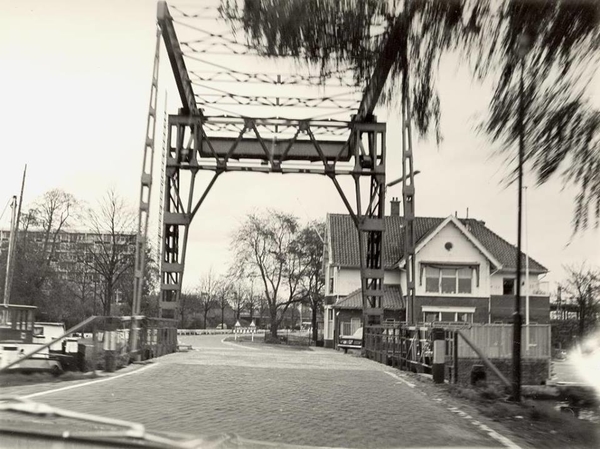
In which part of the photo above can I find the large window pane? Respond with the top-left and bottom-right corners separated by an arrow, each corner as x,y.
441,268 -> 456,293
441,312 -> 455,322
426,267 -> 440,291
458,313 -> 473,323
458,278 -> 472,294
423,312 -> 439,323
458,268 -> 472,294
425,267 -> 440,293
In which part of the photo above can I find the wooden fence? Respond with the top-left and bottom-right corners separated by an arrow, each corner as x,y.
457,324 -> 551,359
364,323 -> 552,377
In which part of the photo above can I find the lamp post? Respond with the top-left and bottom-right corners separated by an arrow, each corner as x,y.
512,32 -> 531,403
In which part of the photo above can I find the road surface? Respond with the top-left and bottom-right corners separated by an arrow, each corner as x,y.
4,335 -> 522,448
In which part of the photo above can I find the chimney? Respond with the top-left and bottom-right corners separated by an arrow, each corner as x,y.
390,197 -> 400,216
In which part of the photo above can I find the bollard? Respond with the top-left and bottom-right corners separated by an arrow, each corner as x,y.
432,328 -> 445,384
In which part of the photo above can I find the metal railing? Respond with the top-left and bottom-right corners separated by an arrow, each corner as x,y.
0,315 -> 178,374
364,322 -> 551,382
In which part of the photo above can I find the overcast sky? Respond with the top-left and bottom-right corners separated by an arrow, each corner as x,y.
1,0 -> 598,293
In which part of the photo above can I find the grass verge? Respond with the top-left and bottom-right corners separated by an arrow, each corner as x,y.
0,371 -> 100,388
445,383 -> 599,448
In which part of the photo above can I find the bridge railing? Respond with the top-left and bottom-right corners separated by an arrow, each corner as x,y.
0,315 -> 178,374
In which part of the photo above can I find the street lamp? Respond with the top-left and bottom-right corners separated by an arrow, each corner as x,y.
512,32 -> 532,403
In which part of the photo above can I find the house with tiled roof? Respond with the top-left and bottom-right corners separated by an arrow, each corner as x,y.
323,199 -> 550,348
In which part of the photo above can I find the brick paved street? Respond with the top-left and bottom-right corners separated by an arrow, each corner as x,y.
10,336 -> 518,448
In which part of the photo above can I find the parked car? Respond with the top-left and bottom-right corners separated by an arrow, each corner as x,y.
338,327 -> 363,353
0,344 -> 63,376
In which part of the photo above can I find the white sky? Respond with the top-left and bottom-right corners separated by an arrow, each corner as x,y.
1,0 -> 598,292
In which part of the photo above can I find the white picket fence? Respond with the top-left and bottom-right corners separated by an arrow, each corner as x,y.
177,328 -> 266,336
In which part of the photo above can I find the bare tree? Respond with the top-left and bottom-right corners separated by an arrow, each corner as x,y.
561,263 -> 600,339
228,278 -> 247,323
232,210 -> 309,338
215,277 -> 232,327
33,189 -> 79,264
80,190 -> 136,316
244,278 -> 258,323
196,269 -> 219,329
296,221 -> 326,344
179,290 -> 197,328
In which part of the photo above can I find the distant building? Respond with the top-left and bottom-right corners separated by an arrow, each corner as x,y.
0,228 -> 136,308
323,200 -> 550,348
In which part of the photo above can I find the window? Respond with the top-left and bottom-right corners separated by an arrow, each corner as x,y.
441,269 -> 456,294
424,312 -> 440,323
328,266 -> 335,294
458,313 -> 473,323
458,268 -> 472,294
341,321 -> 352,336
351,318 -> 361,334
425,266 -> 473,294
503,278 -> 515,295
422,310 -> 474,323
425,267 -> 440,292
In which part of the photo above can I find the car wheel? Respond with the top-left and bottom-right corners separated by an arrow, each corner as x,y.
51,364 -> 63,377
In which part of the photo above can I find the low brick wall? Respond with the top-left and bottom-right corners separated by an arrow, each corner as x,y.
446,357 -> 550,386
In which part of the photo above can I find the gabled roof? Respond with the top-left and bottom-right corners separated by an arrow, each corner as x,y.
333,285 -> 404,310
400,215 -> 502,270
327,214 -> 547,272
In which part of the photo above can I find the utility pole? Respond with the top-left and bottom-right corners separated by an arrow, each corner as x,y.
512,33 -> 531,403
3,165 -> 27,306
524,186 -> 530,354
3,197 -> 17,306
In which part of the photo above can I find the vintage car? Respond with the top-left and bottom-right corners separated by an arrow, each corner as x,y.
0,344 -> 63,376
338,327 -> 363,353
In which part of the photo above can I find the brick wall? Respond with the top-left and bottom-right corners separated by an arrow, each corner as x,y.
445,357 -> 550,386
490,295 -> 550,324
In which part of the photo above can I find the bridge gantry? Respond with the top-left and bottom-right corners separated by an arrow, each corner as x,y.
132,1 -> 418,331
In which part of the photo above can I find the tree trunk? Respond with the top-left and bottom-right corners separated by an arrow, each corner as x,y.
104,284 -> 112,316
203,309 -> 209,329
249,304 -> 254,321
579,299 -> 586,339
312,304 -> 318,344
221,306 -> 225,327
290,306 -> 296,329
269,310 -> 278,338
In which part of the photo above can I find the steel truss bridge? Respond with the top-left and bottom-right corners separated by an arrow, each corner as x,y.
132,1 -> 418,330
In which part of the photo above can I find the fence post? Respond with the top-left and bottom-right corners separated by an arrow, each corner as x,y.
432,328 -> 445,383
453,330 -> 459,384
91,320 -> 98,375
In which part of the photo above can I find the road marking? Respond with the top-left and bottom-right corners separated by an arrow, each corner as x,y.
383,369 -> 519,448
383,370 -> 415,388
24,363 -> 159,399
220,338 -> 261,351
447,406 -> 521,449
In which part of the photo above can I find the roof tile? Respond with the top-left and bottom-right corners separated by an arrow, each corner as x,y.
333,285 -> 404,310
328,214 -> 547,272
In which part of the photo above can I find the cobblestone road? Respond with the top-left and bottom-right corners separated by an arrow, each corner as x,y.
9,336 -> 520,448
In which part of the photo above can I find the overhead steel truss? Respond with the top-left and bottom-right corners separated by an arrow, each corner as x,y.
143,1 -> 415,328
